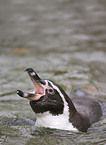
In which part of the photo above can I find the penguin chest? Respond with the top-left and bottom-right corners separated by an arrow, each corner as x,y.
35,111 -> 78,131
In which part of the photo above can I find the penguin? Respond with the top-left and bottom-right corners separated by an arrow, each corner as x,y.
17,68 -> 102,132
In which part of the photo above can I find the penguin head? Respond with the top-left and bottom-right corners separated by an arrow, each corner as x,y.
17,68 -> 65,115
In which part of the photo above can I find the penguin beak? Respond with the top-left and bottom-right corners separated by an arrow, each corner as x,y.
17,68 -> 45,100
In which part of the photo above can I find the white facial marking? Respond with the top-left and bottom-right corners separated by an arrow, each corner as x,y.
42,80 -> 52,91
48,81 -> 68,114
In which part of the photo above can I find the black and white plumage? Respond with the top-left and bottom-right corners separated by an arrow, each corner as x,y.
17,68 -> 102,132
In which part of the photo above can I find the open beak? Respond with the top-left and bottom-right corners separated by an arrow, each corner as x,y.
17,68 -> 45,100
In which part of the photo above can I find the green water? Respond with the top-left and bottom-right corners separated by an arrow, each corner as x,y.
0,0 -> 106,144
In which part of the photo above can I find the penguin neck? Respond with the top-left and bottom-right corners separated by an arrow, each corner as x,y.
58,86 -> 91,132
58,85 -> 77,116
64,93 -> 77,116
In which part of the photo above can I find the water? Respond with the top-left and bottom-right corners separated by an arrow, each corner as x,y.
0,0 -> 106,144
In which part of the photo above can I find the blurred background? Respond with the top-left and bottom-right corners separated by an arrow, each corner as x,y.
0,0 -> 106,144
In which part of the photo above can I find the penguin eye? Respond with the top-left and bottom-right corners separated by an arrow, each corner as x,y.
47,88 -> 54,95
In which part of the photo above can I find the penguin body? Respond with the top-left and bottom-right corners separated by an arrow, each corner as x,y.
17,68 -> 102,132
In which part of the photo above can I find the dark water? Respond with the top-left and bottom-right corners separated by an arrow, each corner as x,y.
0,0 -> 106,144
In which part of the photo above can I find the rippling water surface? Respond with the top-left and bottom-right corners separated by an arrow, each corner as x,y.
0,0 -> 106,144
